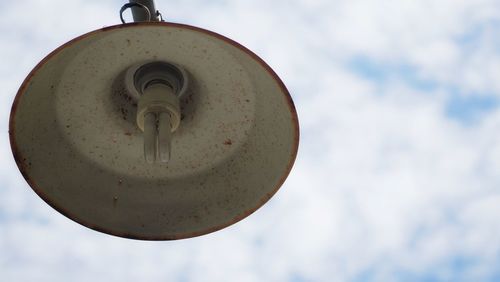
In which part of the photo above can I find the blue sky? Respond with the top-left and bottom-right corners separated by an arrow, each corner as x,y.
1,0 -> 500,281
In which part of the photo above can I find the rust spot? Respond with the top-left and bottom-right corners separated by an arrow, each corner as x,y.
120,108 -> 128,120
224,139 -> 232,145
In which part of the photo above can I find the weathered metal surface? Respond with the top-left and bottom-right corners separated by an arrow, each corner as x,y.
9,22 -> 299,240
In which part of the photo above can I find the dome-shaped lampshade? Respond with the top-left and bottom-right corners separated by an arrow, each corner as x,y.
9,22 -> 299,240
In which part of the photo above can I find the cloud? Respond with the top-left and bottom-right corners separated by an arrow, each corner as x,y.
1,0 -> 500,282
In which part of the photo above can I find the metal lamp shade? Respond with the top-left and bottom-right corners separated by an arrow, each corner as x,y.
9,23 -> 299,240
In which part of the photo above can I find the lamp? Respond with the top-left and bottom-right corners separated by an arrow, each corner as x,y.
9,0 -> 299,240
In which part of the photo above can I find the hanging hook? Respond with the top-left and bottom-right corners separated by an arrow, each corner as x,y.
156,10 -> 165,22
120,2 -> 151,24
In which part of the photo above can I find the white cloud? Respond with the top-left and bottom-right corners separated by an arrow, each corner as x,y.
1,0 -> 500,282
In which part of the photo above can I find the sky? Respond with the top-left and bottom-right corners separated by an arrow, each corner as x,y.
1,0 -> 500,281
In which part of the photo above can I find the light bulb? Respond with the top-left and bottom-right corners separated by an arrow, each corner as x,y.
157,112 -> 172,162
143,112 -> 158,163
136,83 -> 180,164
125,61 -> 187,164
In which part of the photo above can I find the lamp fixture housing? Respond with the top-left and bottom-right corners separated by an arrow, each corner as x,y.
9,22 -> 299,240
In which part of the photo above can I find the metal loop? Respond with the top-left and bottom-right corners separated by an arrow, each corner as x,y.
156,10 -> 165,22
120,3 -> 151,24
